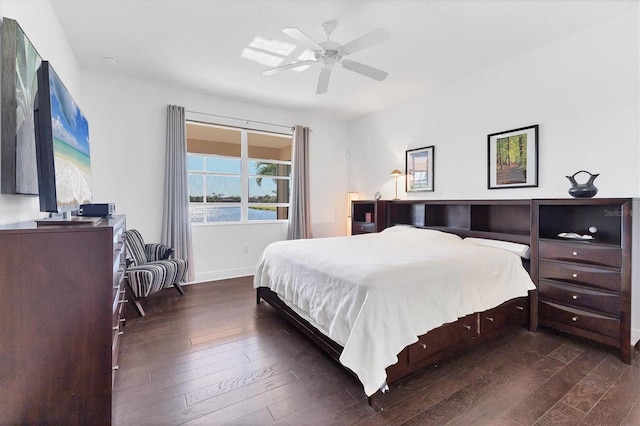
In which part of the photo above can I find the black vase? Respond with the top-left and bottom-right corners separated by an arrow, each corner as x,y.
566,170 -> 599,198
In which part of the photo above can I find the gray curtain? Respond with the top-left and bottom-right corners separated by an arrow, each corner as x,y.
288,125 -> 312,240
162,105 -> 195,281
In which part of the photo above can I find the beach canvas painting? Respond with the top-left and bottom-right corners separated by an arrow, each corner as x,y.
48,67 -> 92,207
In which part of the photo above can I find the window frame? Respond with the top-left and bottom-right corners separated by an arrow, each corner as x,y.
187,122 -> 292,225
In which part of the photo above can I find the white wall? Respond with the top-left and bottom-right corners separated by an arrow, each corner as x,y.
81,71 -> 349,282
348,9 -> 640,342
348,10 -> 639,201
0,0 -> 82,225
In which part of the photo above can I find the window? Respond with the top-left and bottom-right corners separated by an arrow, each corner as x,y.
186,122 -> 292,223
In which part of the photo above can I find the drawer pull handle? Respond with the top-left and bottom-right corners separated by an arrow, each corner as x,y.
421,343 -> 427,349
112,326 -> 119,331
572,316 -> 578,322
118,331 -> 124,335
572,251 -> 578,256
572,273 -> 578,278
112,365 -> 119,371
486,317 -> 494,322
515,306 -> 524,311
572,295 -> 579,300
463,324 -> 471,330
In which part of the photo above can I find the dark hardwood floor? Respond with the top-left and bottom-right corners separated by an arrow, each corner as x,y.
113,277 -> 640,425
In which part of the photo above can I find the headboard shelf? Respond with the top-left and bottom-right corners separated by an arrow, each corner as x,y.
387,199 -> 532,244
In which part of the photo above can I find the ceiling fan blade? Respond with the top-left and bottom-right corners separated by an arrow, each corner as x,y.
282,27 -> 324,51
263,60 -> 316,76
341,60 -> 388,81
339,28 -> 390,55
316,65 -> 332,94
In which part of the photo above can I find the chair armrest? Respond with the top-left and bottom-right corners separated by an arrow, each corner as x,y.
145,243 -> 175,261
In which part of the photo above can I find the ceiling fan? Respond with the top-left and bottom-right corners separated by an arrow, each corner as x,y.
263,22 -> 390,94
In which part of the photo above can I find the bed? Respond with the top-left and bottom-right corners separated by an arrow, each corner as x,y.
254,225 -> 536,403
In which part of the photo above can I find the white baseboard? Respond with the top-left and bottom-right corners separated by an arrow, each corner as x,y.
188,266 -> 256,285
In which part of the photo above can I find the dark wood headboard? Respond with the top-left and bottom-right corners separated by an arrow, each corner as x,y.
387,199 -> 532,245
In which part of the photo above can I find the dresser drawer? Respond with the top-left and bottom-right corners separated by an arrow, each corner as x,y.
539,280 -> 620,316
352,222 -> 376,234
539,260 -> 620,292
539,301 -> 619,339
409,313 -> 476,364
480,297 -> 528,335
539,240 -> 621,268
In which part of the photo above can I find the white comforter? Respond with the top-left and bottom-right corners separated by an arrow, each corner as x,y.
253,227 -> 535,396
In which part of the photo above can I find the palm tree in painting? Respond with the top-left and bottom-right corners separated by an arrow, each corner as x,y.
15,22 -> 42,194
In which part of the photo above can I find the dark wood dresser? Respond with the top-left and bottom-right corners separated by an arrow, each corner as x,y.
533,199 -> 636,363
0,215 -> 126,424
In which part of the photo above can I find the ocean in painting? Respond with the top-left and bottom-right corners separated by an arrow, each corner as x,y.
48,63 -> 93,207
53,137 -> 92,206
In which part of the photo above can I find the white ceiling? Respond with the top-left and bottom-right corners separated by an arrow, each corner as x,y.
50,0 -> 637,121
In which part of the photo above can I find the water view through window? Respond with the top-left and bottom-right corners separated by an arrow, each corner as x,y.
186,122 -> 292,223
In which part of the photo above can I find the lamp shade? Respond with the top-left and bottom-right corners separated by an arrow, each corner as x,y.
390,169 -> 403,176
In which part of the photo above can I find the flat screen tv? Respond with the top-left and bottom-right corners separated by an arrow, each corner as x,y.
34,61 -> 93,215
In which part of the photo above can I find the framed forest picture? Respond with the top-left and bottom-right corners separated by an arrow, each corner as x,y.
487,125 -> 538,189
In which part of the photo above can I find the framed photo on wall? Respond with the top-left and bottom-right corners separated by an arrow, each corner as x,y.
488,125 -> 538,189
1,18 -> 42,195
406,146 -> 434,192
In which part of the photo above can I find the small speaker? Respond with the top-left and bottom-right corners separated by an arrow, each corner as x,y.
78,203 -> 115,217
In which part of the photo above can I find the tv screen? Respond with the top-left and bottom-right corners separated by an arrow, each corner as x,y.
34,61 -> 92,213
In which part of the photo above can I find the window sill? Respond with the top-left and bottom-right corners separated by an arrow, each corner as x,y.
191,220 -> 288,227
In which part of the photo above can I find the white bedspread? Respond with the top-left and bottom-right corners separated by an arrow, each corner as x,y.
254,227 -> 535,396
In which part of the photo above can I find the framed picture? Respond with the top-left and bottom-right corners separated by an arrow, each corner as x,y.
1,18 -> 42,195
406,146 -> 434,192
487,125 -> 538,189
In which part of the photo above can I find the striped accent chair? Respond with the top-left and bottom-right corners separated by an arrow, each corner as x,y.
124,229 -> 187,316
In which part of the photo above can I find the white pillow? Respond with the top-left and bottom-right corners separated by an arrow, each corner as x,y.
381,224 -> 416,233
464,237 -> 531,259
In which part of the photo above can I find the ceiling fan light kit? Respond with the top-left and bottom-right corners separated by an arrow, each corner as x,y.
263,22 -> 390,94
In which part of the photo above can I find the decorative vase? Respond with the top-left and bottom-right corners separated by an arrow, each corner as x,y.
566,170 -> 599,198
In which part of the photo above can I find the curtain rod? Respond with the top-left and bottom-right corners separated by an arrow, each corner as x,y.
185,109 -> 294,130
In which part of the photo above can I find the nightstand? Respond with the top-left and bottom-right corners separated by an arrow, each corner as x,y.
533,198 -> 637,363
351,200 -> 388,235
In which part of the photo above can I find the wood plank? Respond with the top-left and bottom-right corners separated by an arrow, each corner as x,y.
580,364 -> 640,425
621,399 -> 640,425
560,381 -> 606,414
505,349 -> 607,425
447,357 -> 566,425
536,401 -> 585,425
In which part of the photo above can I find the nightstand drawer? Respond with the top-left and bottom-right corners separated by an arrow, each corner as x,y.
539,279 -> 620,316
539,260 -> 620,292
539,301 -> 619,339
539,240 -> 621,268
352,222 -> 376,234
